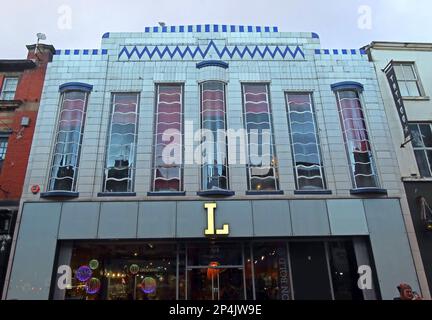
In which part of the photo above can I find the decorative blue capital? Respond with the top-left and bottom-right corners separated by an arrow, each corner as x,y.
59,82 -> 94,93
331,81 -> 364,93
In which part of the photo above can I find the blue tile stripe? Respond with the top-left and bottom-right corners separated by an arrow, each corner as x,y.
314,49 -> 367,55
140,25 -> 280,33
54,49 -> 108,55
118,41 -> 305,60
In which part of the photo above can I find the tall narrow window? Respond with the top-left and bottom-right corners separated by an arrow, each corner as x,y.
333,83 -> 379,189
0,136 -> 9,173
201,81 -> 229,191
103,93 -> 139,193
242,84 -> 279,191
48,83 -> 92,192
152,85 -> 183,192
409,123 -> 432,177
286,92 -> 326,191
0,77 -> 19,100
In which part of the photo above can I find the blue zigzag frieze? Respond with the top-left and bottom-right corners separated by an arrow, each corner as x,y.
118,40 -> 305,60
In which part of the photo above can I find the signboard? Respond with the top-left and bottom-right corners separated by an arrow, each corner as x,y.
384,61 -> 411,140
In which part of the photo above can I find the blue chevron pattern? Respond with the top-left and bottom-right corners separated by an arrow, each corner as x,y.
118,40 -> 305,60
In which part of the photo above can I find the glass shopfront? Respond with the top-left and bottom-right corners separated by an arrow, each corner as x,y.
56,239 -> 371,300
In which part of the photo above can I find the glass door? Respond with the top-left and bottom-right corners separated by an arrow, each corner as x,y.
187,266 -> 245,300
185,242 -> 247,300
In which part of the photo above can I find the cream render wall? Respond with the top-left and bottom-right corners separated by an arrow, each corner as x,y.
367,45 -> 432,299
368,48 -> 432,178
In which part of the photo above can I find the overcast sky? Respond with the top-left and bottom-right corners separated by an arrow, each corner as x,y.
0,0 -> 431,58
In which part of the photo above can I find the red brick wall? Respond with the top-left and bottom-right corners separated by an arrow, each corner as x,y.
0,47 -> 53,201
0,110 -> 38,199
14,48 -> 51,103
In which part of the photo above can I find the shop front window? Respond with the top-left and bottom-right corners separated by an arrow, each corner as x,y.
253,243 -> 291,300
328,241 -> 364,300
56,240 -> 373,301
65,243 -> 177,300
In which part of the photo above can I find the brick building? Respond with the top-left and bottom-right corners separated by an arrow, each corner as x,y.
0,43 -> 54,297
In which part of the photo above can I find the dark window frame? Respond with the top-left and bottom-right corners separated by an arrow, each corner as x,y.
409,122 -> 432,177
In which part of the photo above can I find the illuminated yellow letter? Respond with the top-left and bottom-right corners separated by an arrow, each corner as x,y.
204,203 -> 230,236
204,203 -> 217,236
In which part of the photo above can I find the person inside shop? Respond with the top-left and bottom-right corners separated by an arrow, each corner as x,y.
394,283 -> 423,300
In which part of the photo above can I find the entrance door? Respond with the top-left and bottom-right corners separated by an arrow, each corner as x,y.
185,242 -> 247,300
187,266 -> 245,300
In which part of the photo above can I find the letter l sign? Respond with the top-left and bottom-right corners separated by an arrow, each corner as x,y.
204,203 -> 230,236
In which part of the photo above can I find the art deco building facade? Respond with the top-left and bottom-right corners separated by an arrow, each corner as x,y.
2,26 -> 427,300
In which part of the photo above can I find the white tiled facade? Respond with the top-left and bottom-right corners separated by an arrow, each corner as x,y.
23,28 -> 402,199
4,27 -> 426,300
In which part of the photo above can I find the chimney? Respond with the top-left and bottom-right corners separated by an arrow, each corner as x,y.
26,43 -> 56,64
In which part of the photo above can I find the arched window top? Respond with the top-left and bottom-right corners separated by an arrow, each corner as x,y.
59,82 -> 93,93
196,60 -> 229,69
331,81 -> 364,93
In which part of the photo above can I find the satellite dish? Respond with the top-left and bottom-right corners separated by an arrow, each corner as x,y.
158,22 -> 166,27
36,33 -> 47,41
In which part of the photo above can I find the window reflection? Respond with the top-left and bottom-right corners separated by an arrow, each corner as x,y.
243,84 -> 279,191
286,92 -> 326,191
103,93 -> 139,193
253,243 -> 291,300
201,82 -> 229,190
49,91 -> 88,192
65,243 -> 177,300
328,241 -> 364,300
152,85 -> 183,192
409,123 -> 432,177
57,240 -> 373,301
335,90 -> 378,189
